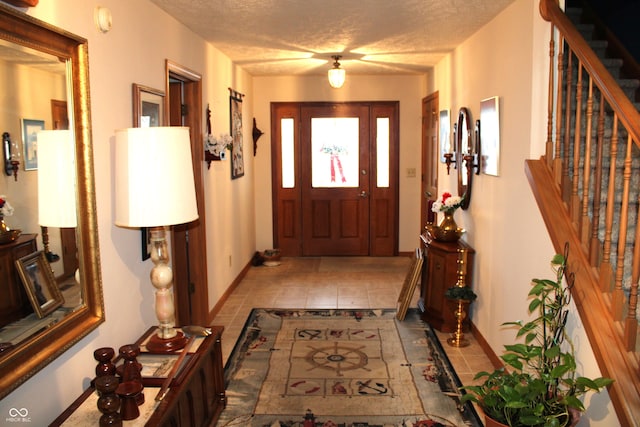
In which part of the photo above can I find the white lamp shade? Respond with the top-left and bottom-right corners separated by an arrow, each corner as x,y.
115,126 -> 198,227
37,130 -> 77,228
328,67 -> 346,88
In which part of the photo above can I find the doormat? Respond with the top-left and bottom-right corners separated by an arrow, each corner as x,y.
216,308 -> 481,427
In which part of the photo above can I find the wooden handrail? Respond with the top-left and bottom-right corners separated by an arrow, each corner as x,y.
535,1 -> 640,426
539,0 -> 640,146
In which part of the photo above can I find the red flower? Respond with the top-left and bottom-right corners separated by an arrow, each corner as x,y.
440,192 -> 452,203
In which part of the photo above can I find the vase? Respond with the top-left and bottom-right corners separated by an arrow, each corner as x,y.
0,214 -> 7,233
433,210 -> 461,242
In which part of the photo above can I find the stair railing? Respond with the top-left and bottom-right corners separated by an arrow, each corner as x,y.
531,1 -> 640,425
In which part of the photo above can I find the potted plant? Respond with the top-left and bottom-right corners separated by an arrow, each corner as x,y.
445,285 -> 477,302
460,250 -> 613,427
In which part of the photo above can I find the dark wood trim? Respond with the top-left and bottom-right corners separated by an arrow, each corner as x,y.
526,157 -> 640,426
207,258 -> 253,323
165,60 -> 209,327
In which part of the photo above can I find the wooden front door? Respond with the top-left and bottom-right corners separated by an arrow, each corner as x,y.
272,101 -> 399,257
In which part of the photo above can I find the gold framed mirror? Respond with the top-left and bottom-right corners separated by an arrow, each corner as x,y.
0,4 -> 104,399
456,107 -> 472,210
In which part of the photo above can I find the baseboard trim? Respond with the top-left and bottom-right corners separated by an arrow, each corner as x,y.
207,258 -> 253,324
470,321 -> 503,370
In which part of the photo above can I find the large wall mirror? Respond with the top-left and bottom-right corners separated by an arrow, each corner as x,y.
0,4 -> 104,398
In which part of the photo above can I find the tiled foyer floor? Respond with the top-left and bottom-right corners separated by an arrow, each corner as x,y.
210,256 -> 495,390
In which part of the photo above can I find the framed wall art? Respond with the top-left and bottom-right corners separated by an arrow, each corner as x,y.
439,109 -> 450,163
480,96 -> 500,176
16,251 -> 64,318
229,89 -> 244,179
133,83 -> 166,260
132,83 -> 165,128
22,118 -> 45,171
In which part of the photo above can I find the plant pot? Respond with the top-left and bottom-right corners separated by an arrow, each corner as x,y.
484,415 -> 509,427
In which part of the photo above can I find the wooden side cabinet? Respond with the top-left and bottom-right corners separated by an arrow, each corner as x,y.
51,326 -> 226,427
0,234 -> 37,327
418,233 -> 475,332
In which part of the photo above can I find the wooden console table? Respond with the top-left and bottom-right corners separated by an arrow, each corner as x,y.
50,326 -> 226,426
419,233 -> 475,332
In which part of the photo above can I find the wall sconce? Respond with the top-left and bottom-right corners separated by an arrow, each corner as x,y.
3,132 -> 20,181
115,126 -> 198,353
328,55 -> 346,89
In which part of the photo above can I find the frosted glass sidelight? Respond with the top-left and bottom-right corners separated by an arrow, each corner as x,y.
311,117 -> 359,188
376,118 -> 390,188
281,118 -> 295,188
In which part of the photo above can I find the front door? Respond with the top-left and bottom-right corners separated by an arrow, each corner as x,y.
272,101 -> 399,257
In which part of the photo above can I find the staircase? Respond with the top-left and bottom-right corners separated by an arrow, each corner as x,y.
528,1 -> 640,425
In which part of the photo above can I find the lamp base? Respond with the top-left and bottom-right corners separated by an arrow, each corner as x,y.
146,329 -> 188,353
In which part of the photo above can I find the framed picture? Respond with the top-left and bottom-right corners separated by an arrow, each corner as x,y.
15,251 -> 64,318
480,96 -> 500,176
133,84 -> 165,260
132,84 -> 165,128
22,118 -> 45,171
230,93 -> 244,179
396,248 -> 424,321
439,109 -> 450,163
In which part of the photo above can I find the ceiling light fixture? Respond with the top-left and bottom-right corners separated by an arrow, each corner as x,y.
328,55 -> 345,89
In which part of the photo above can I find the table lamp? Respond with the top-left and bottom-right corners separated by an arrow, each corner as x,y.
37,130 -> 77,265
114,127 -> 198,353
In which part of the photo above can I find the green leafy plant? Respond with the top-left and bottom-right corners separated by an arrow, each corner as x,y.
461,250 -> 613,427
445,285 -> 477,302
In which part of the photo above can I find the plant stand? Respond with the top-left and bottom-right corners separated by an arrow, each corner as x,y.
447,299 -> 470,347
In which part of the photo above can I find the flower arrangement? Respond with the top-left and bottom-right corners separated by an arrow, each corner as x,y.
0,195 -> 14,217
431,192 -> 463,213
205,133 -> 233,156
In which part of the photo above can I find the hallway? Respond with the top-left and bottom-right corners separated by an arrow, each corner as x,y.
211,256 -> 495,391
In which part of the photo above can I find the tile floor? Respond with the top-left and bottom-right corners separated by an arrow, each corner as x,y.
211,256 -> 495,391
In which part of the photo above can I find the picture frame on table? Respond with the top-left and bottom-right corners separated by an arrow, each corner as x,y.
22,118 -> 45,171
15,251 -> 64,318
132,83 -> 166,260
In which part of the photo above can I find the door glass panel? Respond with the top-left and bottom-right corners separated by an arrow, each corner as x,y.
311,117 -> 359,188
376,117 -> 390,188
281,118 -> 295,188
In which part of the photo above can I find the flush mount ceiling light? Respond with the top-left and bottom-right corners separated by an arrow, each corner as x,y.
328,55 -> 346,88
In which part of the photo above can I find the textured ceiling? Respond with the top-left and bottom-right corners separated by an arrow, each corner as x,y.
149,0 -> 516,76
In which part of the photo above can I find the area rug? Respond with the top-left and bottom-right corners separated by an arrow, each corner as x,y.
216,308 -> 481,427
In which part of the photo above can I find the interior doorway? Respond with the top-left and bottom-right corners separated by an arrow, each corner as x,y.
421,92 -> 439,230
271,101 -> 399,256
165,60 -> 209,326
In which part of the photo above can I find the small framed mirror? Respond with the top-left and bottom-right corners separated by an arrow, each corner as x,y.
456,108 -> 472,210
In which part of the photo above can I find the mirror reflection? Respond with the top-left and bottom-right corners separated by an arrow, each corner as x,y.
0,38 -> 82,352
456,107 -> 472,210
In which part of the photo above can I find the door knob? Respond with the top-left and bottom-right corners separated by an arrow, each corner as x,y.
359,191 -> 368,198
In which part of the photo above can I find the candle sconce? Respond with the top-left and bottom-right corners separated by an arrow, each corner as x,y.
443,108 -> 481,210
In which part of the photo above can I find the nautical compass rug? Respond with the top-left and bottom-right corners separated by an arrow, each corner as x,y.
216,308 -> 481,427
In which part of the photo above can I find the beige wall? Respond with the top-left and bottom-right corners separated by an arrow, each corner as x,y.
0,0 -> 618,425
252,74 -> 427,253
432,0 -> 617,424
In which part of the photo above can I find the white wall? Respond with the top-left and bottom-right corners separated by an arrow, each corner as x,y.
0,0 -> 254,423
432,0 -> 617,424
252,74 -> 427,253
